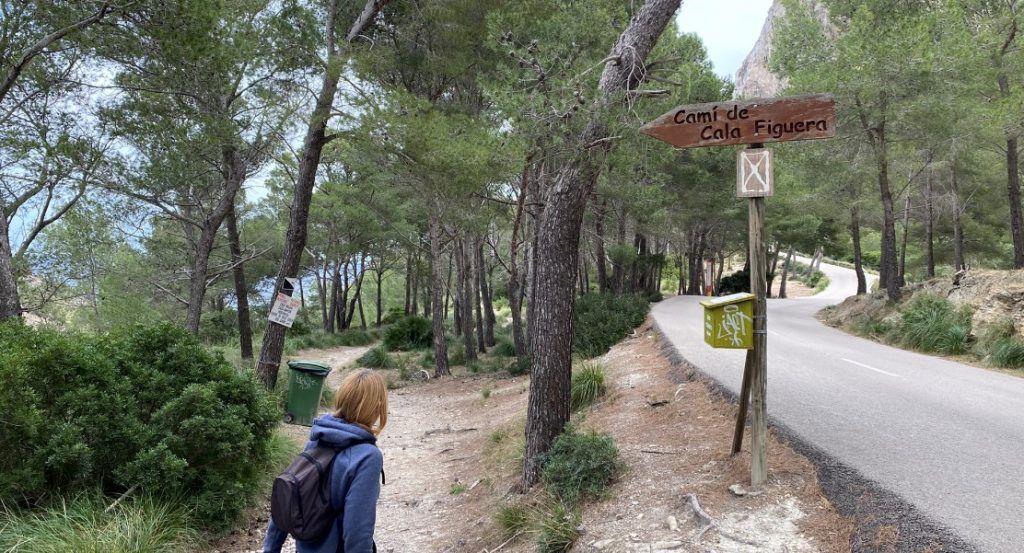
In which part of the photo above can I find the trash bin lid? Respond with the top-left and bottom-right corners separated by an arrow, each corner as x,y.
287,360 -> 332,376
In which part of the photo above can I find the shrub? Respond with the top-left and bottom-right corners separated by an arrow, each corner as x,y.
357,346 -> 395,369
0,492 -> 200,553
989,337 -> 1024,369
285,329 -> 375,353
379,307 -> 405,325
572,293 -> 650,358
492,338 -> 517,357
645,290 -> 664,303
448,344 -> 467,366
508,356 -> 530,376
199,309 -> 239,344
895,296 -> 973,355
541,426 -> 622,506
856,316 -> 892,338
718,268 -> 750,294
570,363 -> 607,411
0,322 -> 278,530
383,316 -> 433,351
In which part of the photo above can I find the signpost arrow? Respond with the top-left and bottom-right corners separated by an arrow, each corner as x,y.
641,94 -> 837,489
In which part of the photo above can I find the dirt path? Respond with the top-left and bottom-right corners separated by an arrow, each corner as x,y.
214,329 -> 852,553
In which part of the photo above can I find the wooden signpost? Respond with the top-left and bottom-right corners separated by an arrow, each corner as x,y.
641,93 -> 836,487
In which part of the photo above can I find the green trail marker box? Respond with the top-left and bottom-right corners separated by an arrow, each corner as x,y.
700,293 -> 755,349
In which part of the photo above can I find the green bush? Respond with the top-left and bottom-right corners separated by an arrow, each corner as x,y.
379,307 -> 405,325
895,296 -> 973,355
570,363 -> 607,411
383,316 -> 433,351
199,309 -> 239,344
0,492 -> 200,553
855,316 -> 892,338
541,426 -> 622,506
448,344 -> 467,366
509,356 -> 530,376
645,290 -> 664,303
0,322 -> 278,530
357,346 -> 395,369
284,328 -> 374,353
492,338 -> 517,357
572,293 -> 650,358
718,268 -> 750,294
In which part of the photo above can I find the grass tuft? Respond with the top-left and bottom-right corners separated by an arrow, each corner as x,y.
570,362 -> 607,411
540,426 -> 622,506
894,295 -> 973,355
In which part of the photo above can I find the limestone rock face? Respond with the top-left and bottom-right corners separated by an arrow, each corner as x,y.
734,0 -> 831,100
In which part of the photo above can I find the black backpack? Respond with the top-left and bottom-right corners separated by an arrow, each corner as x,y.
270,439 -> 382,543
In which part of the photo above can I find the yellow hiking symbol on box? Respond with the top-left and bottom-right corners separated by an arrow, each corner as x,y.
700,293 -> 755,349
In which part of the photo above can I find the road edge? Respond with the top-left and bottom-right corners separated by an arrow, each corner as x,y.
651,319 -> 979,553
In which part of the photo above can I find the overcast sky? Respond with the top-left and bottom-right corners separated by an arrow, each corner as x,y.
676,0 -> 774,81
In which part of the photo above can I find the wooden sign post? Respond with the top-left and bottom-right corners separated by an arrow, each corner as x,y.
641,94 -> 835,488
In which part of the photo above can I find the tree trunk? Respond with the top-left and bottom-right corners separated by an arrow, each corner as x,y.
850,204 -> 867,295
410,251 -> 419,317
508,162 -> 530,359
478,243 -> 496,347
0,212 -> 22,321
471,239 -> 485,354
594,197 -> 610,293
344,254 -> 366,329
1007,137 -> 1024,268
327,263 -> 340,333
924,169 -> 935,278
877,137 -> 901,302
676,254 -> 684,296
428,213 -> 450,377
226,206 -> 253,359
898,194 -> 910,287
611,203 -> 627,295
778,246 -> 794,299
522,0 -> 681,489
256,0 -> 390,388
950,162 -> 966,271
456,239 -> 477,363
404,251 -> 412,315
375,270 -> 384,326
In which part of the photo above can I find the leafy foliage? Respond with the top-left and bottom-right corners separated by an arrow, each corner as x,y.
0,322 -> 278,530
383,315 -> 434,351
572,293 -> 649,358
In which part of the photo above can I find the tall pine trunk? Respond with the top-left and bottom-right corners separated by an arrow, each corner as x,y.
924,169 -> 935,278
0,212 -> 22,321
478,243 -> 496,347
778,246 -> 794,299
850,204 -> 867,294
257,0 -> 390,388
898,194 -> 910,287
226,206 -> 253,359
522,0 -> 681,488
594,198 -> 609,293
428,213 -> 450,377
950,161 -> 966,271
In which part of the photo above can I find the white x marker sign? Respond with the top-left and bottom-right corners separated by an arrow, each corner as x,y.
736,148 -> 774,198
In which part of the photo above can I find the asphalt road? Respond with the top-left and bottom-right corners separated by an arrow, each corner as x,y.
651,259 -> 1024,553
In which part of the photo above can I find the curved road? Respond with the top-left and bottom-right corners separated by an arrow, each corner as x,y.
651,260 -> 1023,552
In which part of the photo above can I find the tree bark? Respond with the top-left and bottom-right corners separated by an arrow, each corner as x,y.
1007,136 -> 1024,268
456,239 -> 477,363
611,203 -> 626,295
0,212 -> 21,321
593,197 -> 610,293
778,246 -> 794,299
257,0 -> 390,388
950,161 -> 966,271
877,138 -> 901,301
478,242 -> 496,347
522,0 -> 681,489
428,213 -> 450,377
898,194 -> 910,287
850,204 -> 867,295
508,161 -> 531,359
404,251 -> 412,315
375,270 -> 384,326
226,205 -> 253,359
471,239 -> 485,353
924,168 -> 935,278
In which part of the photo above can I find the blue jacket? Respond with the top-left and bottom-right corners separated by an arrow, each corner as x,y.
264,415 -> 383,553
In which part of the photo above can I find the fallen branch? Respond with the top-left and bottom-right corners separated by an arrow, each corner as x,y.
104,484 -> 138,513
685,493 -> 762,547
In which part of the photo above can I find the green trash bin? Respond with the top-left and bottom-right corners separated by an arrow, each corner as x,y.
284,360 -> 332,426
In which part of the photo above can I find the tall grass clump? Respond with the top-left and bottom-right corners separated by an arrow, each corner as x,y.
894,295 -> 972,354
357,346 -> 395,369
573,293 -> 650,358
570,362 -> 607,411
535,502 -> 581,553
492,337 -> 517,357
285,328 -> 375,353
989,337 -> 1024,369
0,493 -> 201,553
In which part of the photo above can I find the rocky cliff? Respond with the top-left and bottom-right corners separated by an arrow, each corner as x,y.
733,0 -> 831,99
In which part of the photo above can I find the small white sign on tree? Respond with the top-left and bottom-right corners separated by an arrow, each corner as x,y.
736,148 -> 773,198
268,293 -> 301,328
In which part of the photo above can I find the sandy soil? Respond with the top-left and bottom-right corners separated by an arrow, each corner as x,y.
772,277 -> 815,298
212,327 -> 852,553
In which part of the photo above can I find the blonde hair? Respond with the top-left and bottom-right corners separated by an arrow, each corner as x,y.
333,369 -> 388,436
